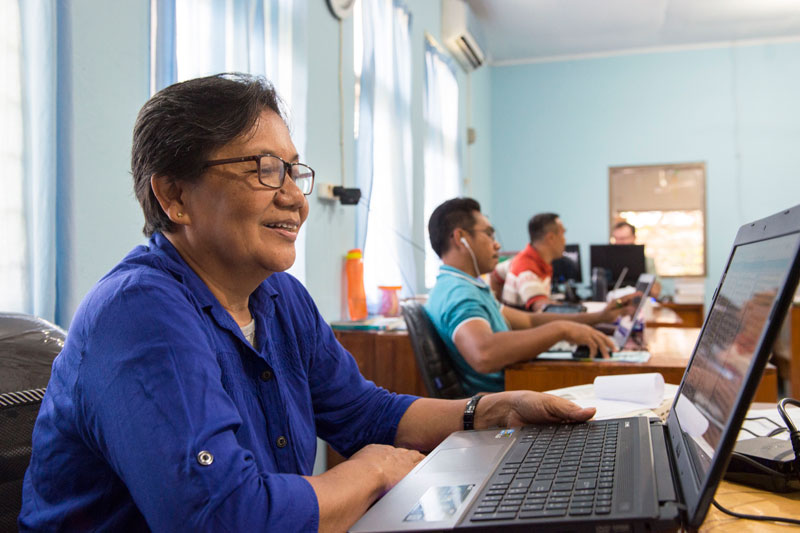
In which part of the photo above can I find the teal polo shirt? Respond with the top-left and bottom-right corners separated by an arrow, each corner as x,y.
425,265 -> 508,395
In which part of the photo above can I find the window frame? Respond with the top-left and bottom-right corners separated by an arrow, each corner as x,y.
608,162 -> 707,278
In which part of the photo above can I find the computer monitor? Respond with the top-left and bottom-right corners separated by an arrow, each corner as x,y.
551,244 -> 582,285
590,244 -> 645,287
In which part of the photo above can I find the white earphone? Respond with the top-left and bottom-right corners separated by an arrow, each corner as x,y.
459,236 -> 481,278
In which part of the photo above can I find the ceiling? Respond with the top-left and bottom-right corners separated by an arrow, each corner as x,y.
464,0 -> 800,64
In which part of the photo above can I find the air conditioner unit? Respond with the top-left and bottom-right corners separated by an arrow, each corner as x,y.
441,0 -> 486,71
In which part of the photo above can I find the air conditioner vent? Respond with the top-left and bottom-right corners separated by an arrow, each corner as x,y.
442,0 -> 486,72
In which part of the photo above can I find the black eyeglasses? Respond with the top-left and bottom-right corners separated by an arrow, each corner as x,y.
202,154 -> 315,195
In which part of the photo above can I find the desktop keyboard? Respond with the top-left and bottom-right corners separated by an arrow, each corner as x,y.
468,421 -> 618,522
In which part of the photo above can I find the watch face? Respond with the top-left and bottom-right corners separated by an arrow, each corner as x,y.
327,0 -> 356,19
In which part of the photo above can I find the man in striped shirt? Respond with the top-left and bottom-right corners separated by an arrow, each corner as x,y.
493,213 -> 565,311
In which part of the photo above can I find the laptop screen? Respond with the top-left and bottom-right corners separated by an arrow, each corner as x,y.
611,273 -> 655,349
673,231 -> 800,483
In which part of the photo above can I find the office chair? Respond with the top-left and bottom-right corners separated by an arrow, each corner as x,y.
0,313 -> 65,531
400,302 -> 466,399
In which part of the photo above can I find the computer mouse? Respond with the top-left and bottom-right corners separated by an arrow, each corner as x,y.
572,345 -> 614,358
572,345 -> 592,358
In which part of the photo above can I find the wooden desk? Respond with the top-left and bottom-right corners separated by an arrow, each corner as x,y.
506,328 -> 779,403
333,329 -> 426,396
790,302 -> 800,397
702,480 -> 800,531
647,302 -> 705,328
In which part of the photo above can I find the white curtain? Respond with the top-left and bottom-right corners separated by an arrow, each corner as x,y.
0,0 -> 59,321
423,36 -> 461,288
152,0 -> 309,282
355,0 -> 415,308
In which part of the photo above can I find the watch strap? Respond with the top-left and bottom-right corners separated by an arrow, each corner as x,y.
463,394 -> 484,431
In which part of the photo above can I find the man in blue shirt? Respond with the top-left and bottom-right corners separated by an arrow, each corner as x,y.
20,75 -> 597,532
427,198 -> 630,396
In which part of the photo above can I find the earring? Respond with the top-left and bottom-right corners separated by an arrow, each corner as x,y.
176,212 -> 183,218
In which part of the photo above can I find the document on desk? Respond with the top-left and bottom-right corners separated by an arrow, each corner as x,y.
545,382 -> 679,420
537,350 -> 651,362
738,407 -> 800,442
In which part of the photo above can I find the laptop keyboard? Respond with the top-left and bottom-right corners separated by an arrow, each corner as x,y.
469,421 -> 618,522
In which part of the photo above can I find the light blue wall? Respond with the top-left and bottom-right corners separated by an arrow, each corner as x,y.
489,42 -> 800,304
60,0 -> 150,323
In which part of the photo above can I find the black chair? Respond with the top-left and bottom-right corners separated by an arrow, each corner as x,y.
400,302 -> 466,399
0,313 -> 65,531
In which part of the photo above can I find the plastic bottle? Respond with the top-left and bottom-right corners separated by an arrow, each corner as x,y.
591,267 -> 608,302
378,286 -> 401,317
345,249 -> 368,320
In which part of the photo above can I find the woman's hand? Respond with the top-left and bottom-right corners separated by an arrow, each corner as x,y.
348,444 -> 425,494
474,391 -> 596,430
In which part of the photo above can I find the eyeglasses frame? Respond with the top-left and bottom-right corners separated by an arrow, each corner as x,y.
202,154 -> 315,195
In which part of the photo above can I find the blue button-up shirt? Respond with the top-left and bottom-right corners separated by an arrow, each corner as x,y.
20,233 -> 417,532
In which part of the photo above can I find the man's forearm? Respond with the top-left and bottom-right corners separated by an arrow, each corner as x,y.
466,322 -> 569,373
526,311 -> 606,327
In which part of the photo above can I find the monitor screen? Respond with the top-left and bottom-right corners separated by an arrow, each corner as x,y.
551,244 -> 582,285
590,244 -> 645,287
674,231 -> 800,484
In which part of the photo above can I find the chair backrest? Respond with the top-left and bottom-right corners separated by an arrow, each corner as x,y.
400,302 -> 466,399
0,313 -> 65,530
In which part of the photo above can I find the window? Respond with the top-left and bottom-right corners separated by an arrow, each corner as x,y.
354,0 -> 415,308
609,163 -> 706,277
151,0 -> 308,282
423,36 -> 461,288
0,1 -> 26,311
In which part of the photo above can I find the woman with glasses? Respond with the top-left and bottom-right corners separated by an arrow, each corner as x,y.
20,74 -> 595,532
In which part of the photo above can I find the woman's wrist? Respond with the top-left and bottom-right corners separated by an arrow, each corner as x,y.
470,393 -> 506,430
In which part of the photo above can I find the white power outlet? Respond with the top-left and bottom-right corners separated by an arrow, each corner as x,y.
318,182 -> 337,201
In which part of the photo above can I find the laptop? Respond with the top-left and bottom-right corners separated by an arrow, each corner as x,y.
543,272 -> 655,358
351,204 -> 800,533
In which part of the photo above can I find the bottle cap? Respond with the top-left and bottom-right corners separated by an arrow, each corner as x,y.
378,286 -> 402,291
346,249 -> 363,260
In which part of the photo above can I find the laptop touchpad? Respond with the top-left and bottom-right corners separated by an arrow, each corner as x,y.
419,445 -> 505,473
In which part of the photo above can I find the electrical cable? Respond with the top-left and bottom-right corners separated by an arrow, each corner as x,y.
712,398 -> 800,525
777,398 -> 800,482
712,499 -> 800,526
338,17 -> 346,188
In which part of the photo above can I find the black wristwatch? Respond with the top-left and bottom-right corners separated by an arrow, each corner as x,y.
463,395 -> 484,431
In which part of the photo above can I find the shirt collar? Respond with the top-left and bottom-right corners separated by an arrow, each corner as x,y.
148,232 -> 280,312
524,244 -> 554,277
438,264 -> 490,290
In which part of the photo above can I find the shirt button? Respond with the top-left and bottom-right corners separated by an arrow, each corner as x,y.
276,436 -> 288,448
197,450 -> 214,466
260,369 -> 273,382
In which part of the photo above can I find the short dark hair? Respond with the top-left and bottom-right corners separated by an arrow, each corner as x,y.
131,73 -> 284,236
528,213 -> 559,243
428,197 -> 482,257
613,220 -> 636,236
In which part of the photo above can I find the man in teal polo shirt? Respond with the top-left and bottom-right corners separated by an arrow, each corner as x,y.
426,198 -> 631,395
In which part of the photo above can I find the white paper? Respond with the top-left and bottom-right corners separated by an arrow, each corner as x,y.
544,382 -> 678,420
593,373 -> 665,407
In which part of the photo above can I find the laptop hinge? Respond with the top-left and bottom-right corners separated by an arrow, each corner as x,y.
650,419 -> 680,503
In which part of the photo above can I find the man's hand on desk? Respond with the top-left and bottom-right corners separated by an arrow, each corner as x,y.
561,322 -> 615,358
598,292 -> 639,323
475,391 -> 596,430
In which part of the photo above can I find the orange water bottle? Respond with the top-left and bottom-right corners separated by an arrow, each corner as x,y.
345,249 -> 368,320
